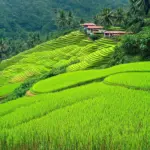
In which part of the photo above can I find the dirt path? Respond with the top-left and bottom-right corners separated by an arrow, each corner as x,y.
26,90 -> 35,97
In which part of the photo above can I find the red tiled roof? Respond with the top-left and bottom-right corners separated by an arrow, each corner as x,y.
104,31 -> 127,34
87,26 -> 104,29
82,23 -> 96,26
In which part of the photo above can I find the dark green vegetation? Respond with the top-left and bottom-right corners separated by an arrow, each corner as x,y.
0,0 -> 128,38
110,26 -> 150,66
0,0 -> 128,62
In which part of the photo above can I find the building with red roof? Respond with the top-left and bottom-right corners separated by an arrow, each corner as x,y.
81,23 -> 96,27
87,25 -> 104,34
104,31 -> 133,37
87,26 -> 104,30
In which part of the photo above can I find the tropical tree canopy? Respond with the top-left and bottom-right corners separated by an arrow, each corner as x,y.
130,0 -> 150,14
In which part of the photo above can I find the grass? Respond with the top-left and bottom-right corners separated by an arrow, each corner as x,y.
0,83 -> 21,98
2,31 -> 150,149
104,72 -> 150,90
1,62 -> 150,149
31,62 -> 150,94
0,31 -> 116,97
0,82 -> 107,129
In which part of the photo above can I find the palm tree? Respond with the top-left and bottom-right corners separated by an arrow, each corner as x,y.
130,0 -> 150,15
93,15 -> 100,24
99,8 -> 114,26
114,8 -> 125,26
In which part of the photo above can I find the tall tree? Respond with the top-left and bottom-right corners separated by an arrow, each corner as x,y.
56,10 -> 67,29
93,15 -> 100,24
0,39 -> 8,60
131,0 -> 150,14
67,11 -> 74,27
99,8 -> 114,26
114,8 -> 125,26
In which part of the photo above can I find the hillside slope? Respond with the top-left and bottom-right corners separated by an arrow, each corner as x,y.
0,0 -> 128,37
1,62 -> 150,149
0,31 -> 116,98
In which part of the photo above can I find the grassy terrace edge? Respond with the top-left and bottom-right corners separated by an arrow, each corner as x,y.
31,62 -> 150,94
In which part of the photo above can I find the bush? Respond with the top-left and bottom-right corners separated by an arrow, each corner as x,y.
122,35 -> 140,55
108,46 -> 126,66
122,27 -> 150,58
89,34 -> 100,41
127,21 -> 143,33
109,27 -> 150,67
144,18 -> 150,26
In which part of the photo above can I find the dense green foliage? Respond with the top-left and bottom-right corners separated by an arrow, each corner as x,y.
109,26 -> 150,66
0,29 -> 75,62
0,0 -> 128,61
1,62 -> 150,149
122,27 -> 150,57
0,0 -> 128,38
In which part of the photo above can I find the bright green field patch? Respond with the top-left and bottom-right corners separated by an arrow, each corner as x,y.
0,82 -> 109,129
0,76 -> 8,86
1,83 -> 150,149
0,83 -> 21,97
0,94 -> 52,116
1,62 -> 150,149
31,70 -> 102,93
31,62 -> 150,93
104,72 -> 150,90
0,32 -> 116,85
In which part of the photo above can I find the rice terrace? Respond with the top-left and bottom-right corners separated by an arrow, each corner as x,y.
0,0 -> 150,149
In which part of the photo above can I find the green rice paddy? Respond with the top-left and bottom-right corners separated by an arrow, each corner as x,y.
1,31 -> 150,150
0,83 -> 21,98
1,61 -> 150,149
0,31 -> 116,96
104,72 -> 150,90
31,62 -> 150,93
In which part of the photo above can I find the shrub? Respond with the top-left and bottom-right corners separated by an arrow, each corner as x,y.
122,35 -> 140,55
144,18 -> 150,26
122,27 -> 150,58
89,34 -> 100,41
109,27 -> 150,66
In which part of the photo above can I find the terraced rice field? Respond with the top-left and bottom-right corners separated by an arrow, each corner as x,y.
0,83 -> 21,99
0,31 -> 116,97
1,62 -> 150,150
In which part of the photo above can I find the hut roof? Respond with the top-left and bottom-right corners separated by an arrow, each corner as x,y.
82,23 -> 96,26
104,31 -> 127,34
87,26 -> 104,29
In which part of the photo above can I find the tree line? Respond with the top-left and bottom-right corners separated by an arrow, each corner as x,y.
108,0 -> 150,67
0,9 -> 82,62
93,0 -> 150,31
0,33 -> 41,61
1,0 -> 149,62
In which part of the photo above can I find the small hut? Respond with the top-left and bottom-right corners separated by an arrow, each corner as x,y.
104,31 -> 132,37
87,26 -> 104,34
81,23 -> 96,28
